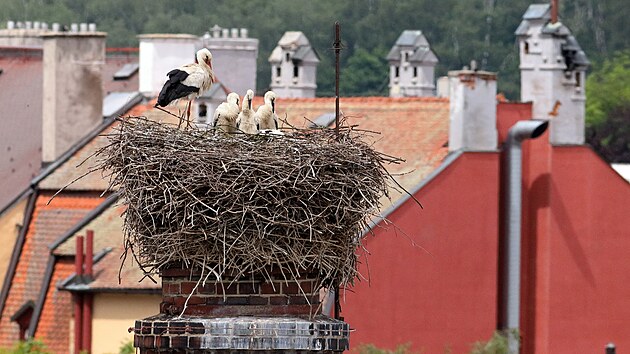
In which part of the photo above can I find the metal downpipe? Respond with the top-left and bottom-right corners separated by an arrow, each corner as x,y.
502,120 -> 548,353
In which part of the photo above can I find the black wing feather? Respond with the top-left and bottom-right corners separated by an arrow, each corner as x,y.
156,69 -> 199,107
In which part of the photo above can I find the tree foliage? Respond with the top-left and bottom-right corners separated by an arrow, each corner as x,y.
586,50 -> 630,162
1,0 -> 628,99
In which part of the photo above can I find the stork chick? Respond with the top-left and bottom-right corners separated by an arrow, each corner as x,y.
255,91 -> 279,131
156,48 -> 215,127
236,89 -> 258,134
213,92 -> 240,134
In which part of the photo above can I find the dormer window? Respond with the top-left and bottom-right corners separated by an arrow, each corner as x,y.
524,42 -> 529,54
199,103 -> 208,120
395,66 -> 400,78
575,72 -> 581,88
286,53 -> 290,62
413,67 -> 418,78
293,65 -> 299,78
276,66 -> 281,78
404,52 -> 409,62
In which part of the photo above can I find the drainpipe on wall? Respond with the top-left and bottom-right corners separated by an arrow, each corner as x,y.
73,236 -> 84,354
82,230 -> 94,354
502,120 -> 548,353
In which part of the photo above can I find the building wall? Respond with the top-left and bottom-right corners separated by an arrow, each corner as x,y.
203,37 -> 258,96
520,140 -> 630,353
0,198 -> 28,287
92,293 -> 161,354
343,152 -> 500,353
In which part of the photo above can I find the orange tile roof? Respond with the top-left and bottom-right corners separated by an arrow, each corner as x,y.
0,193 -> 104,348
33,259 -> 74,354
53,201 -> 159,292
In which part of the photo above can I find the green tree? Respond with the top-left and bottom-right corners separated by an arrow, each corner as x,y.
0,339 -> 50,354
340,47 -> 388,96
586,50 -> 630,162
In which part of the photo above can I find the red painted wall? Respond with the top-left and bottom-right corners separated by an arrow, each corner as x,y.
343,111 -> 630,353
521,139 -> 630,353
343,153 -> 501,353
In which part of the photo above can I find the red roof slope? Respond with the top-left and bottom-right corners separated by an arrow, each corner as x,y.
0,193 -> 104,348
32,259 -> 74,353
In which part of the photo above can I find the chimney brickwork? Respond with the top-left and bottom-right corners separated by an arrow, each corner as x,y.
41,32 -> 106,163
133,265 -> 349,353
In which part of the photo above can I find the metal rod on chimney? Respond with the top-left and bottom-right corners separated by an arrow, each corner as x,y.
334,21 -> 341,136
551,0 -> 558,23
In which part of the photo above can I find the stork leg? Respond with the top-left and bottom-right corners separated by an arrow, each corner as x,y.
186,100 -> 193,128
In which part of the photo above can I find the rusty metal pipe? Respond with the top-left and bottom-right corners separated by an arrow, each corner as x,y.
74,236 -> 84,354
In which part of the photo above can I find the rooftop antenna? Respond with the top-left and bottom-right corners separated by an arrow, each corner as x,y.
551,0 -> 558,23
333,21 -> 342,136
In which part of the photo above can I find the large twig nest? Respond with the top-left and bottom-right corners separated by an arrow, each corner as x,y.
95,117 -> 402,286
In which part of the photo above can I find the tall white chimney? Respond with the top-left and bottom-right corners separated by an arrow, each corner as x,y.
41,32 -> 106,163
516,4 -> 590,145
138,34 -> 200,96
448,69 -> 498,152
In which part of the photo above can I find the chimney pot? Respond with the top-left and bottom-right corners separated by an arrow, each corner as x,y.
25,21 -> 32,30
211,24 -> 221,38
240,28 -> 248,38
52,23 -> 60,32
16,21 -> 23,29
42,22 -> 48,30
33,21 -> 40,30
79,23 -> 88,32
70,23 -> 78,32
88,23 -> 96,32
230,28 -> 238,38
7,21 -> 15,30
222,28 -> 229,38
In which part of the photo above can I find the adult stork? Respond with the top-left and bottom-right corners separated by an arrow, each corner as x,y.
155,48 -> 215,127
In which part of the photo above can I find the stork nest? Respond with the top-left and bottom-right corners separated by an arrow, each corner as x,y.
94,117 -> 404,286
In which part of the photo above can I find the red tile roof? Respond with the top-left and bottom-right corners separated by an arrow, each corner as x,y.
0,193 -> 104,348
32,259 -> 74,353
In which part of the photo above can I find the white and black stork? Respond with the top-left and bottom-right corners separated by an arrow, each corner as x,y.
155,48 -> 215,127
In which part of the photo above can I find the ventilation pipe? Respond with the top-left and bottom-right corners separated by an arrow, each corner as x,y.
502,120 -> 548,353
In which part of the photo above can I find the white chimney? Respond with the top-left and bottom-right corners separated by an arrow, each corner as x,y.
79,23 -> 88,32
41,31 -> 107,163
201,27 -> 259,97
138,34 -> 200,96
7,21 -> 15,30
448,69 -> 498,152
516,4 -> 590,145
52,23 -> 60,32
70,23 -> 78,32
88,23 -> 96,32
269,31 -> 320,98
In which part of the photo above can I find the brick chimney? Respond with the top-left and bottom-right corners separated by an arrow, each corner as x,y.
41,31 -> 106,163
516,4 -> 590,145
133,265 -> 349,353
448,69 -> 498,152
138,34 -> 200,96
